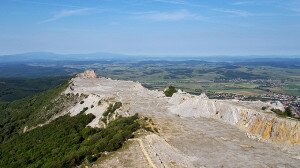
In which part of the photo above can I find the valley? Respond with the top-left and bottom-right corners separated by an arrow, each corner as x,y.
1,57 -> 299,115
0,65 -> 299,167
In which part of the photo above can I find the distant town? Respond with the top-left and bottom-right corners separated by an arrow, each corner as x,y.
208,92 -> 300,118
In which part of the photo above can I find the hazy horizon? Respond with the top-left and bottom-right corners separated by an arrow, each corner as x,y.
1,51 -> 300,58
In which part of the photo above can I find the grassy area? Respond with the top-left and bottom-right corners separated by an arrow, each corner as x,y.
283,84 -> 300,96
88,62 -> 299,97
1,59 -> 299,97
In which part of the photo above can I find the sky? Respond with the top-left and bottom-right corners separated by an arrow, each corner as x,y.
0,0 -> 300,56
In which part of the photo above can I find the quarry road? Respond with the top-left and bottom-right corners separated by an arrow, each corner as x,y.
136,138 -> 158,168
68,76 -> 300,168
156,115 -> 300,167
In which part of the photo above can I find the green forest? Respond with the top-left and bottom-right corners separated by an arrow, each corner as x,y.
0,113 -> 140,168
0,77 -> 140,167
0,78 -> 70,142
0,76 -> 70,102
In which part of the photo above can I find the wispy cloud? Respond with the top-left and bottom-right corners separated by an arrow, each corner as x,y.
152,0 -> 187,5
151,0 -> 207,8
231,1 -> 254,6
40,8 -> 94,23
134,10 -> 204,21
151,0 -> 254,17
13,0 -> 83,8
214,9 -> 252,17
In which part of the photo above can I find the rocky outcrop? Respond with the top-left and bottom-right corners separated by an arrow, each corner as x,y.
239,112 -> 300,144
77,70 -> 97,78
168,92 -> 300,145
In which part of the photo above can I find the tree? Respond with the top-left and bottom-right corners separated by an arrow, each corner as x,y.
164,86 -> 177,97
284,107 -> 293,117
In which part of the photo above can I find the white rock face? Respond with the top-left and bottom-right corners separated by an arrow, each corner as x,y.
67,94 -> 109,127
169,92 -> 247,125
168,92 -> 283,124
168,91 -> 300,145
169,93 -> 213,118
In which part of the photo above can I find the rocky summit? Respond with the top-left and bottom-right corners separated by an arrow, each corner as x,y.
60,70 -> 300,167
77,69 -> 97,78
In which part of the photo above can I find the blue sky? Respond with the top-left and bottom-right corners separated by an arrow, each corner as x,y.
0,0 -> 300,56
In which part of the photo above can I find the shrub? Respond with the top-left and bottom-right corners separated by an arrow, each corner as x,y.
103,104 -> 113,117
86,155 -> 97,163
102,102 -> 122,117
271,108 -> 283,114
114,102 -> 122,109
271,107 -> 294,118
284,107 -> 293,117
80,107 -> 88,114
164,86 -> 177,97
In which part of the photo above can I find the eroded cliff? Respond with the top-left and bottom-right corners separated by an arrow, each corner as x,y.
168,93 -> 300,144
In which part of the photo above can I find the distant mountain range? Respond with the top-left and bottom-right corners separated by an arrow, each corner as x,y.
0,52 -> 136,63
0,52 -> 299,63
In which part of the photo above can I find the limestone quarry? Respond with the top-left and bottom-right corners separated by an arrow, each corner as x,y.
63,70 -> 300,167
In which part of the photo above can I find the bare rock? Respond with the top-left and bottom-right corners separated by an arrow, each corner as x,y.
78,70 -> 97,78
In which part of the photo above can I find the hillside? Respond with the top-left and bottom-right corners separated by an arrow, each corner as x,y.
0,74 -> 141,167
0,70 -> 299,167
0,76 -> 70,102
66,70 -> 300,167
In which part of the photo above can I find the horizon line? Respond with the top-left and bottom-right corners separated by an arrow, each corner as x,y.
1,51 -> 300,58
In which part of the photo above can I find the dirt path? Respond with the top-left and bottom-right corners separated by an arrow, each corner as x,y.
136,138 -> 158,168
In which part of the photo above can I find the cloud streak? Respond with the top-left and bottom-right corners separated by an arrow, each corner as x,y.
231,1 -> 254,6
152,0 -> 187,5
151,0 -> 208,8
134,10 -> 204,21
13,0 -> 84,8
40,8 -> 93,23
214,9 -> 252,17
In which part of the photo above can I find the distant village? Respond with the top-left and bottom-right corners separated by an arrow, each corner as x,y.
208,92 -> 300,118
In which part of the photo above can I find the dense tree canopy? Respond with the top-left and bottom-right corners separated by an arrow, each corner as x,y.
0,113 -> 140,168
